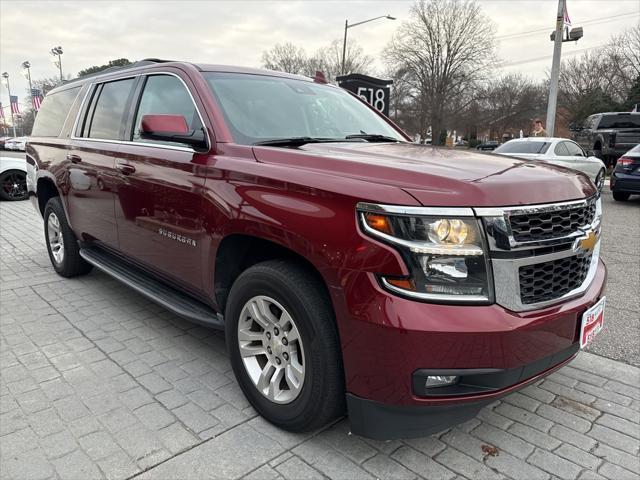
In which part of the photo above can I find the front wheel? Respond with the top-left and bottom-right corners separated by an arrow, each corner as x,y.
44,197 -> 93,277
594,169 -> 605,193
225,260 -> 345,432
612,191 -> 630,202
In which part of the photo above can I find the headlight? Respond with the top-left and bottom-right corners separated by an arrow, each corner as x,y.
358,204 -> 492,303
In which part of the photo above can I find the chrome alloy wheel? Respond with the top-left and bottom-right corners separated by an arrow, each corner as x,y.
47,212 -> 65,265
237,295 -> 305,404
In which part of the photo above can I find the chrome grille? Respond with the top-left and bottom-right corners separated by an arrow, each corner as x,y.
476,196 -> 602,312
519,253 -> 592,305
508,198 -> 597,242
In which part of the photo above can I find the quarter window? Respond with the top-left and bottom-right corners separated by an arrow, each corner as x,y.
132,75 -> 201,144
87,78 -> 135,140
31,87 -> 81,137
564,141 -> 585,156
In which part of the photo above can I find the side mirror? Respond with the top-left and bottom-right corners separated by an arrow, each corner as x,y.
140,114 -> 207,150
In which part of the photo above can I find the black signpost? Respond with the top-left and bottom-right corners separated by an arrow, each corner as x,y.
336,74 -> 393,117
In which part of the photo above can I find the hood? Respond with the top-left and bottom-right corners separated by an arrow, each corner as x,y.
252,143 -> 595,207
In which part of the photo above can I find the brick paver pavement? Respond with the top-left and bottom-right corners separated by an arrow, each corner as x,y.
1,199 -> 639,480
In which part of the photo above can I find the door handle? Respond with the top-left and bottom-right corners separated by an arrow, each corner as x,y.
66,153 -> 82,163
116,163 -> 136,175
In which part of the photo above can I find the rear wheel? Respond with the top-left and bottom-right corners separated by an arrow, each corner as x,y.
612,191 -> 630,202
0,170 -> 28,201
44,197 -> 93,277
226,260 -> 344,432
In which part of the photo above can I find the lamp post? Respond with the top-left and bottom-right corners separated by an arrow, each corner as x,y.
50,46 -> 64,84
22,61 -> 34,109
1,72 -> 16,137
341,14 -> 395,75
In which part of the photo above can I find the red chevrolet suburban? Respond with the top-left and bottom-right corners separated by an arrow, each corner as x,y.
26,59 -> 606,439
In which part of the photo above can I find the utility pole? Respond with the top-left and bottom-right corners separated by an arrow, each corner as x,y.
546,0 -> 565,137
1,72 -> 17,137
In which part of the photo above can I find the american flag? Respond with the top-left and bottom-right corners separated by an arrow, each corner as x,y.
32,89 -> 43,111
10,95 -> 20,114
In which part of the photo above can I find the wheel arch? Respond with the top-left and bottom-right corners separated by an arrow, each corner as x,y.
36,175 -> 62,216
213,233 -> 335,316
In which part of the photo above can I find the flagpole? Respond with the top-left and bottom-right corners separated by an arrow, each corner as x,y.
1,72 -> 16,137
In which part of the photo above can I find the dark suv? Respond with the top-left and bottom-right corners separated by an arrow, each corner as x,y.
26,59 -> 607,439
572,112 -> 640,167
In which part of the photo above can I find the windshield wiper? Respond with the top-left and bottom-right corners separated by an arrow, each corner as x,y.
345,133 -> 400,143
253,137 -> 343,147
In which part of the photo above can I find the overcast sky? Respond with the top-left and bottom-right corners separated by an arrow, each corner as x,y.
1,0 -> 639,114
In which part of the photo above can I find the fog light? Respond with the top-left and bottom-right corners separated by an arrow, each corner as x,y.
425,375 -> 458,388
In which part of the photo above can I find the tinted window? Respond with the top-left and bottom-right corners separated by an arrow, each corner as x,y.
132,75 -> 201,143
88,78 -> 135,140
564,141 -> 585,156
31,87 -> 81,137
554,142 -> 570,156
494,141 -> 550,154
204,72 -> 404,146
597,114 -> 640,129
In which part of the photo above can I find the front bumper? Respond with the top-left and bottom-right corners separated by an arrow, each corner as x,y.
338,260 -> 607,439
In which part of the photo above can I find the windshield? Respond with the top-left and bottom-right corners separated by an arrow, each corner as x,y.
597,114 -> 640,129
494,141 -> 551,154
204,72 -> 405,145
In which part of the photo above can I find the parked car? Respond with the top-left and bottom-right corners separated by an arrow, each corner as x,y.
27,59 -> 606,440
610,144 -> 640,201
5,136 -> 27,151
493,137 -> 606,191
476,140 -> 499,151
0,136 -> 12,150
0,155 -> 28,200
571,112 -> 640,167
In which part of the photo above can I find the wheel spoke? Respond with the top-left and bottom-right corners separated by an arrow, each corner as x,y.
238,329 -> 263,343
256,363 -> 274,393
239,342 -> 266,358
267,366 -> 285,400
285,363 -> 304,391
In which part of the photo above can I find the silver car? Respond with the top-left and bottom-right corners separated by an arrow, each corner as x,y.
494,137 -> 606,191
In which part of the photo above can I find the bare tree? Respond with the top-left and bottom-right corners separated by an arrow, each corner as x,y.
480,74 -> 546,138
384,0 -> 496,144
603,25 -> 640,104
261,39 -> 373,82
262,42 -> 310,75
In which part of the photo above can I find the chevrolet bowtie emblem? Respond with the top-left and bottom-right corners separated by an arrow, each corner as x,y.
578,231 -> 598,252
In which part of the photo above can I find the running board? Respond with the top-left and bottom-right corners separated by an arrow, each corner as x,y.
79,247 -> 224,329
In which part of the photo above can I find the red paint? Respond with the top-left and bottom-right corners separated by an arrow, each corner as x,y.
28,62 -> 605,413
141,114 -> 189,134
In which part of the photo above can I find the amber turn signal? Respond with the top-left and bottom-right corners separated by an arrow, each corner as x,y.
364,213 -> 393,235
384,277 -> 416,291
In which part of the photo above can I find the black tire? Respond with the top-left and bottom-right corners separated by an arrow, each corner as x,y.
595,169 -> 605,193
612,191 -> 630,202
225,260 -> 345,432
0,170 -> 28,201
44,197 -> 93,277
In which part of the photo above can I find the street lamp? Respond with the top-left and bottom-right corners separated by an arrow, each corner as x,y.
341,14 -> 395,75
22,61 -> 37,118
1,72 -> 17,137
50,46 -> 64,84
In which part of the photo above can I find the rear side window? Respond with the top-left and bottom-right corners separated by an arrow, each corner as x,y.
495,141 -> 550,154
132,75 -> 201,143
597,114 -> 640,129
564,141 -> 585,156
554,142 -> 570,156
87,78 -> 135,140
31,87 -> 81,137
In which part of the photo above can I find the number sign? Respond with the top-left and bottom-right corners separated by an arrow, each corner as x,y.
336,74 -> 393,117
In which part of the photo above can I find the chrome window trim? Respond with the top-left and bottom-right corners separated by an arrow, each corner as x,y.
357,202 -> 475,217
70,71 -> 210,153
